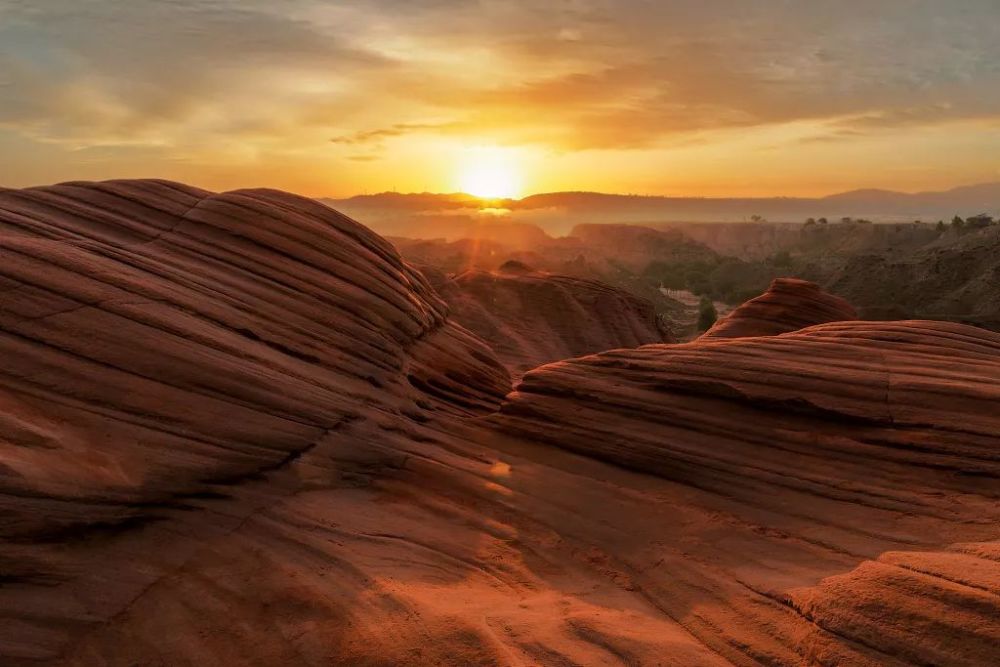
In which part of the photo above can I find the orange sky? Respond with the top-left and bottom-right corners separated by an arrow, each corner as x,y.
2,1 -> 1000,198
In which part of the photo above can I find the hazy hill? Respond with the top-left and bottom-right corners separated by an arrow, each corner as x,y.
322,182 -> 1000,232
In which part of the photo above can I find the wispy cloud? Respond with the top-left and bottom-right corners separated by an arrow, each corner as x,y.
330,122 -> 458,145
2,0 -> 1000,192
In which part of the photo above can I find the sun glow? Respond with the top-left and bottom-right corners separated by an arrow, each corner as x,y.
455,147 -> 523,199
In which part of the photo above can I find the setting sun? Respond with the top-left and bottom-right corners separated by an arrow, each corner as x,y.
456,148 -> 523,199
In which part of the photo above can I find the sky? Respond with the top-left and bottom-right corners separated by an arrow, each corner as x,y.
2,0 -> 1000,198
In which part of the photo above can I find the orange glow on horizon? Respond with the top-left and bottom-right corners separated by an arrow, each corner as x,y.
454,147 -> 523,199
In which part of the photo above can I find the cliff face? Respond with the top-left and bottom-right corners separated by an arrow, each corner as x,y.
821,225 -> 1000,332
1,181 -> 997,667
426,264 -> 669,378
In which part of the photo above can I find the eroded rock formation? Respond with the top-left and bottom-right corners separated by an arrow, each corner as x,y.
0,180 -> 511,538
702,277 -> 857,339
497,320 -> 1000,664
424,263 -> 669,378
1,181 -> 997,667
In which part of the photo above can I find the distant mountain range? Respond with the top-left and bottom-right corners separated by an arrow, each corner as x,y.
323,182 -> 1000,228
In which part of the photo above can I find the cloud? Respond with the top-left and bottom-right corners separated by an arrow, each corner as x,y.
2,0 -> 1000,188
793,128 -> 869,146
0,1 -> 393,148
339,1 -> 1000,150
330,122 -> 458,145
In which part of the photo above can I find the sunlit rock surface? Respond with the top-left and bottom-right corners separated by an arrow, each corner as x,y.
0,181 -> 997,666
702,277 -> 857,339
425,262 -> 669,379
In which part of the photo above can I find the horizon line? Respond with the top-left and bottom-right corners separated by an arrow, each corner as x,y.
325,179 -> 1000,203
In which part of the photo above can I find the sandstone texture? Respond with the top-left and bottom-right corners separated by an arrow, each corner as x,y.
702,277 -> 857,339
1,181 -> 997,666
425,262 -> 669,378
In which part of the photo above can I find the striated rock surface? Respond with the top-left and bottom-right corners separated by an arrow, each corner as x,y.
1,181 -> 998,667
702,277 -> 857,339
0,179 -> 509,558
425,263 -> 670,378
497,320 -> 1000,665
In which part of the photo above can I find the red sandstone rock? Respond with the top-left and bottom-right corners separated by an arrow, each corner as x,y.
702,277 -> 857,339
0,180 -> 509,542
497,319 -> 1000,665
0,181 -> 997,667
429,266 -> 669,378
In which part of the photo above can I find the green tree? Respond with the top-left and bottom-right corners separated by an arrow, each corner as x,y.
936,220 -> 946,233
697,296 -> 718,332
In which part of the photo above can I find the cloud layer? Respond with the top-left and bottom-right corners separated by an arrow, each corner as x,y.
2,0 -> 1000,194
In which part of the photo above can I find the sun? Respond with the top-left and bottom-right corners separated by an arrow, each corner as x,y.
460,163 -> 519,199
455,148 -> 523,199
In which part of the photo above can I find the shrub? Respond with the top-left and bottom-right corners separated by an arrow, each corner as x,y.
698,296 -> 718,332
